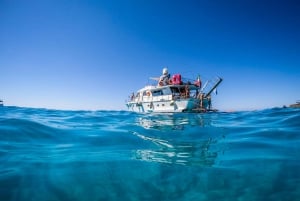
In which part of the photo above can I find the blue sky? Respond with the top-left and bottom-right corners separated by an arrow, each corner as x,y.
0,0 -> 299,111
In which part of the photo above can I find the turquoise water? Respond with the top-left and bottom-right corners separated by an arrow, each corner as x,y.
0,106 -> 299,201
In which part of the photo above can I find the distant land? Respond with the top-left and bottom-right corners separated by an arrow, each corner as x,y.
289,101 -> 300,108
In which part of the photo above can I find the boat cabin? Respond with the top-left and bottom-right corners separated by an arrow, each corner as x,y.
133,84 -> 200,103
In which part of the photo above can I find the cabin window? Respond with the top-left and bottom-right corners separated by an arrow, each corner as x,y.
152,90 -> 163,96
170,87 -> 180,96
162,88 -> 172,95
179,87 -> 185,94
170,87 -> 179,93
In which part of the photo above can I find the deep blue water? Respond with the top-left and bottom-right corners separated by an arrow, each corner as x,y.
0,106 -> 299,201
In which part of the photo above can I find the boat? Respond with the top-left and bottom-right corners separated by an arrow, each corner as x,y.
126,68 -> 223,113
0,100 -> 3,107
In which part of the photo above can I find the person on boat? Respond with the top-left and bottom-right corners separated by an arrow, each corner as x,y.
198,93 -> 204,108
185,85 -> 190,98
158,67 -> 170,86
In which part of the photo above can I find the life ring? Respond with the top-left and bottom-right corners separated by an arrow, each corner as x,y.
146,91 -> 151,96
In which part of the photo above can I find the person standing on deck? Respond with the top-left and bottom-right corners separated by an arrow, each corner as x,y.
158,67 -> 170,86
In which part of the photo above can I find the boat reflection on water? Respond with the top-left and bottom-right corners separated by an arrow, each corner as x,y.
132,113 -> 226,166
137,113 -> 214,130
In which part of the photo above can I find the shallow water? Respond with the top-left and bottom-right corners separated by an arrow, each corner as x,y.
0,106 -> 299,201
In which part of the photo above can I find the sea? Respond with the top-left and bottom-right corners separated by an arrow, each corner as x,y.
0,106 -> 299,201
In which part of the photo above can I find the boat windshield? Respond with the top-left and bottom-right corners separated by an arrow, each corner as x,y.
152,90 -> 163,96
151,87 -> 172,96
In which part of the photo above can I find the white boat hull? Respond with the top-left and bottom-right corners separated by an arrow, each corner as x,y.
126,98 -> 209,113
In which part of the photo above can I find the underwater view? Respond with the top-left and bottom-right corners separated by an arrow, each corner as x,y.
0,106 -> 299,201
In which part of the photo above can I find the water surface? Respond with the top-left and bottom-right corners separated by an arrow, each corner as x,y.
0,106 -> 299,200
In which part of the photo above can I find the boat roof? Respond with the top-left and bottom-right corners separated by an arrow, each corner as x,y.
137,84 -> 200,92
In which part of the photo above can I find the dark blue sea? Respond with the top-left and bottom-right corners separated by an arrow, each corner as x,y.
0,106 -> 299,201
